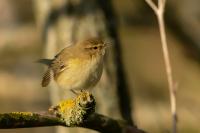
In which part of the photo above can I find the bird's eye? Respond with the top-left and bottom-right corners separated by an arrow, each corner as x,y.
93,46 -> 98,50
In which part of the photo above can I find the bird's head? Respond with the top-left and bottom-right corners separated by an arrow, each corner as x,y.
78,37 -> 109,58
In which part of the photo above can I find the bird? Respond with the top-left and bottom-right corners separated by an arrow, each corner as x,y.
38,37 -> 108,94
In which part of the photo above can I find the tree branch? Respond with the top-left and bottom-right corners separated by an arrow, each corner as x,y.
0,91 -> 146,133
0,112 -> 65,128
144,0 -> 177,133
144,0 -> 158,13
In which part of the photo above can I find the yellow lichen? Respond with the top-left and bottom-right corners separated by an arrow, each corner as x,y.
54,91 -> 95,126
58,99 -> 75,113
0,92 -> 95,128
11,112 -> 33,116
0,112 -> 38,123
9,112 -> 34,120
75,91 -> 95,108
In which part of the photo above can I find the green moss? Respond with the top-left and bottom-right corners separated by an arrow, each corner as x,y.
0,112 -> 38,128
0,112 -> 34,121
0,111 -> 65,128
10,112 -> 36,120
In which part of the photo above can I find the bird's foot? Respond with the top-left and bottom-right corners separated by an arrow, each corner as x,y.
70,89 -> 86,95
70,89 -> 80,95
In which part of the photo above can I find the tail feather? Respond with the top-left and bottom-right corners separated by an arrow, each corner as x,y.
42,69 -> 51,87
37,59 -> 52,66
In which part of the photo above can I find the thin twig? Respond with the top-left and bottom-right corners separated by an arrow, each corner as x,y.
157,10 -> 177,133
144,0 -> 177,133
145,0 -> 158,13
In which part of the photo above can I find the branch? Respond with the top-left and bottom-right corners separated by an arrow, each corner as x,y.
0,112 -> 65,128
145,0 -> 158,13
0,91 -> 145,133
144,1 -> 177,133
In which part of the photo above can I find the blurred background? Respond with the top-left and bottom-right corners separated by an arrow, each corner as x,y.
0,0 -> 199,133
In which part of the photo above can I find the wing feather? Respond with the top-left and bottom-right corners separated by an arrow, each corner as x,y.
50,47 -> 72,78
42,69 -> 51,87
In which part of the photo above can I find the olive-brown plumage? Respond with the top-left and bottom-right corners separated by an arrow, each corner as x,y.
38,38 -> 107,92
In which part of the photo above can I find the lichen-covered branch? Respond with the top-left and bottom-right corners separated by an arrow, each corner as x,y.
0,91 -> 145,133
0,112 -> 65,128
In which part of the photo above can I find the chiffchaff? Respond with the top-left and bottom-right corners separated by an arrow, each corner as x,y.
38,38 -> 108,93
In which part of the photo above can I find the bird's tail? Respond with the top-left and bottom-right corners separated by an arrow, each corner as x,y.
36,59 -> 52,66
36,59 -> 52,87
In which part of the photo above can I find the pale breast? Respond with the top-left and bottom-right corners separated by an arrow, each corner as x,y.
55,57 -> 103,91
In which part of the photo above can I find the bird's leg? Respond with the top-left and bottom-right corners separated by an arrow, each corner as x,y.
48,105 -> 61,117
70,89 -> 79,95
70,89 -> 86,96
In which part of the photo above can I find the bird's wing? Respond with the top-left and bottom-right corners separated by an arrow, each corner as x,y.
40,45 -> 74,87
50,47 -> 73,78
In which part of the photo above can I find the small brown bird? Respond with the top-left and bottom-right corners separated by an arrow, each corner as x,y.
38,38 -> 108,93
